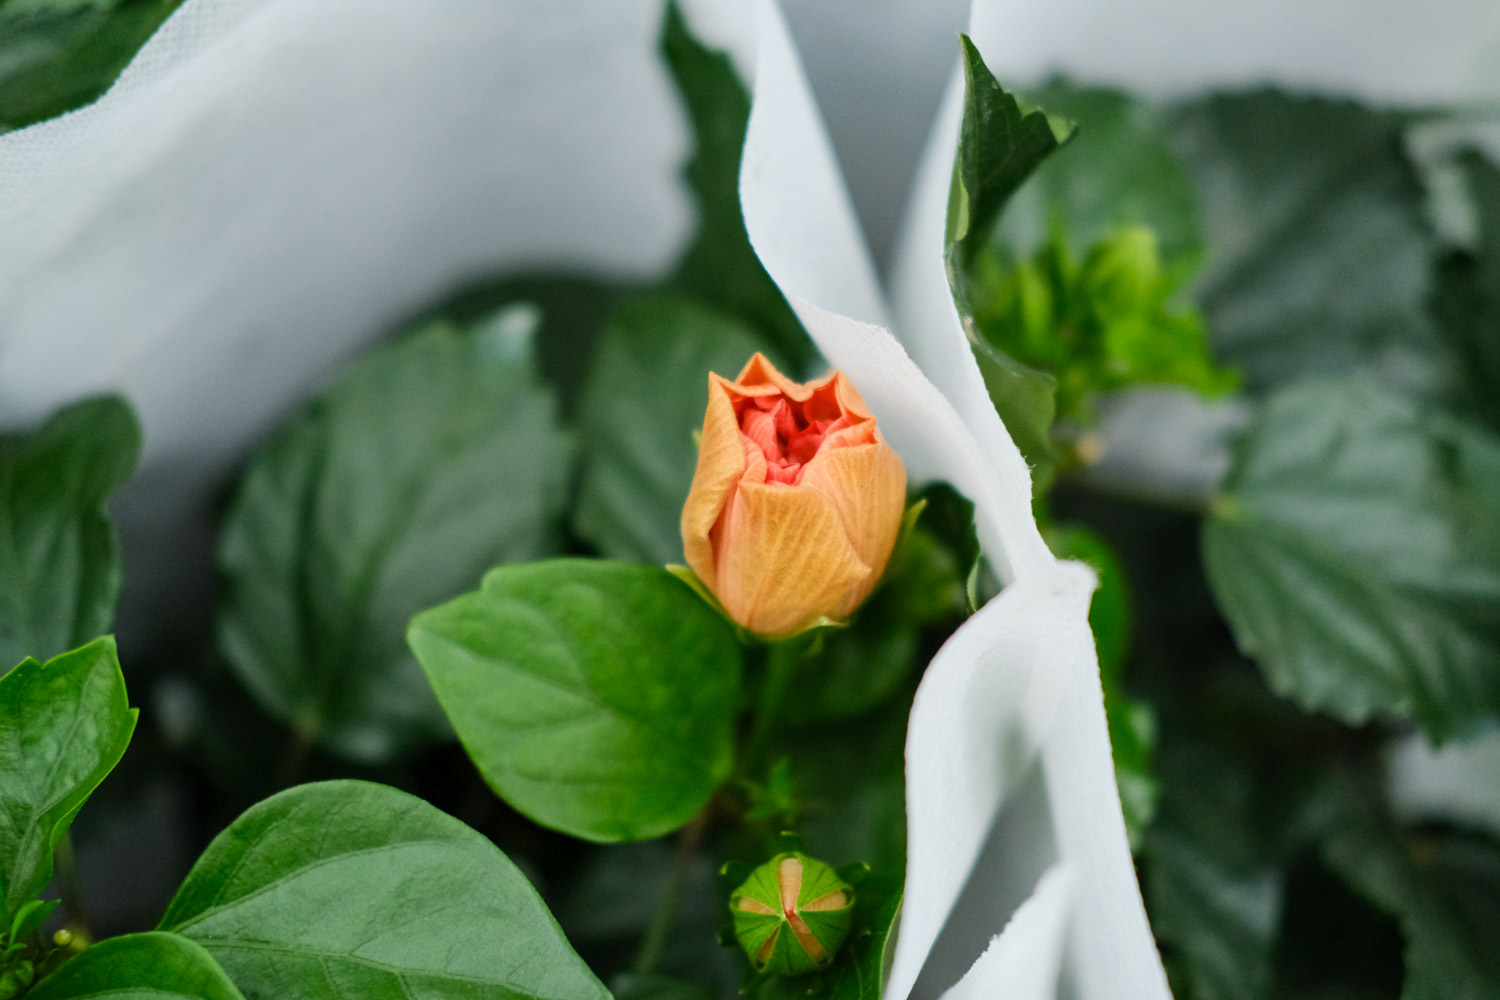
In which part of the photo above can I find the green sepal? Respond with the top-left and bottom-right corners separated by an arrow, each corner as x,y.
730,852 -> 855,976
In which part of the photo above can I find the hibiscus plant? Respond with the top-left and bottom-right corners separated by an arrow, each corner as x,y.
1,2 -> 1499,1000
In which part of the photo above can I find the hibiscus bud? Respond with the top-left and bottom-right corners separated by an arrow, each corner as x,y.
730,852 -> 855,975
680,353 -> 906,638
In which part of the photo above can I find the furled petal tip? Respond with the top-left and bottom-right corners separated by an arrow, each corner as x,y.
681,352 -> 906,638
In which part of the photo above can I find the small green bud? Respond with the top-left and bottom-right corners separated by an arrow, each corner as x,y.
729,852 -> 854,976
1082,226 -> 1162,321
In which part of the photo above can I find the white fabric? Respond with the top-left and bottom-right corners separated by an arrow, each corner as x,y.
939,865 -> 1073,1000
741,3 -> 1168,998
968,0 -> 1500,104
0,0 -> 688,478
1388,728 -> 1500,840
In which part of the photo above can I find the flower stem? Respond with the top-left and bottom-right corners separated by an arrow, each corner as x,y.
634,806 -> 711,975
737,642 -> 803,784
53,833 -> 91,940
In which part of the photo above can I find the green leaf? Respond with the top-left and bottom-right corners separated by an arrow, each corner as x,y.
999,82 -> 1201,272
7,898 -> 57,948
0,396 -> 140,671
1203,375 -> 1500,742
574,295 -> 774,565
27,932 -> 244,1000
827,872 -> 902,1000
160,780 -> 609,1000
947,36 -> 1070,267
660,2 -> 813,371
561,843 -> 741,995
0,636 -> 136,921
945,37 -> 1067,488
409,559 -> 741,842
1432,148 -> 1500,432
610,973 -> 716,1000
0,0 -> 184,133
1319,785 -> 1500,1000
1146,829 -> 1281,1000
1169,92 -> 1450,396
969,338 -> 1058,491
1143,735 -> 1287,1000
218,312 -> 573,763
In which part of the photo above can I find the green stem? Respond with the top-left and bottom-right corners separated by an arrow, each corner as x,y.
737,642 -> 802,784
277,721 -> 317,789
634,807 -> 710,975
52,834 -> 90,941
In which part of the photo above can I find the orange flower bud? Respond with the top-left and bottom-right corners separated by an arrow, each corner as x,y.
680,353 -> 907,639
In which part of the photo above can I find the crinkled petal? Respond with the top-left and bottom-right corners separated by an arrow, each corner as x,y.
714,480 -> 869,637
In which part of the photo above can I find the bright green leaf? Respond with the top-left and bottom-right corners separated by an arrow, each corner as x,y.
6,898 -> 57,949
160,780 -> 609,1000
1170,92 -> 1451,396
574,295 -> 774,565
1204,375 -> 1500,742
408,559 -> 740,842
27,932 -> 244,1000
0,396 -> 139,671
0,636 -> 136,921
218,313 -> 573,763
0,0 -> 184,132
660,2 -> 813,370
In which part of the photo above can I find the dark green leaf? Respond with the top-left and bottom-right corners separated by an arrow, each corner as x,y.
160,780 -> 609,1000
562,844 -> 741,996
1319,786 -> 1500,1000
947,36 -> 1070,268
1432,148 -> 1500,431
27,932 -> 244,1000
574,295 -> 773,565
409,559 -> 741,842
610,973 -> 716,1000
944,37 -> 1068,487
1203,375 -> 1500,742
0,637 -> 136,921
1000,82 -> 1201,272
969,339 -> 1058,491
783,699 -> 908,874
660,2 -> 813,370
827,872 -> 902,1000
218,312 -> 573,763
1170,92 -> 1451,396
0,0 -> 184,132
1143,734 -> 1289,1000
1146,829 -> 1281,1000
0,396 -> 139,671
